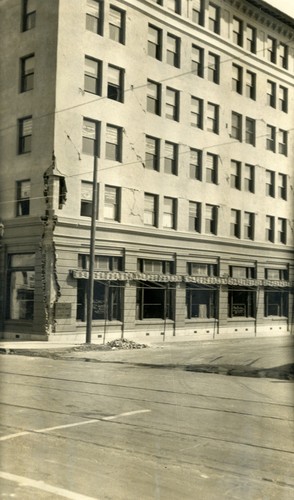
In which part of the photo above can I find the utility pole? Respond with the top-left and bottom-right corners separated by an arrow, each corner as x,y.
86,155 -> 98,344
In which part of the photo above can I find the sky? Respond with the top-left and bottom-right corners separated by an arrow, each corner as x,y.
265,0 -> 294,17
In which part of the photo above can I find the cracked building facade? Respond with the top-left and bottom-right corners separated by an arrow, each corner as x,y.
0,0 -> 293,342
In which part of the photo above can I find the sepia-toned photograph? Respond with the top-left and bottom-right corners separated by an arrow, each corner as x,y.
0,0 -> 293,498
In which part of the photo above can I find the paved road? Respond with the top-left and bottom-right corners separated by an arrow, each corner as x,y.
0,338 -> 293,499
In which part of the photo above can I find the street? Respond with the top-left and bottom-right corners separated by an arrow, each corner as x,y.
0,338 -> 293,499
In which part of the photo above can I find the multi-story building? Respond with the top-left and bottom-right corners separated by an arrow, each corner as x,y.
0,0 -> 293,342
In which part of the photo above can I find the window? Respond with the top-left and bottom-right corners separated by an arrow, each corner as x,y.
245,117 -> 255,146
264,289 -> 288,317
278,173 -> 287,200
104,185 -> 120,221
230,209 -> 241,238
16,180 -> 30,216
232,64 -> 242,94
86,0 -> 103,35
265,170 -> 275,197
188,262 -> 218,277
244,211 -> 254,240
266,125 -> 276,152
84,57 -> 101,95
78,254 -> 122,271
265,215 -> 274,242
191,96 -> 203,128
208,3 -> 220,34
233,17 -> 243,46
265,268 -> 288,281
191,45 -> 204,78
18,116 -> 32,154
230,266 -> 255,279
246,25 -> 256,53
6,254 -> 35,320
147,80 -> 161,115
208,52 -> 220,84
163,197 -> 176,229
186,286 -> 216,319
244,164 -> 254,193
166,34 -> 180,67
228,288 -> 256,318
138,259 -> 174,274
278,129 -> 287,156
189,148 -> 202,180
267,80 -> 276,107
107,65 -> 124,102
278,86 -> 288,113
20,55 -> 34,92
277,218 -> 287,244
144,193 -> 158,226
148,25 -> 162,60
164,142 -> 178,175
206,153 -> 218,184
136,282 -> 174,320
166,87 -> 179,121
77,281 -> 122,321
245,71 -> 256,100
145,136 -> 159,170
278,43 -> 288,69
189,201 -> 201,232
231,112 -> 242,141
109,6 -> 125,44
166,0 -> 181,14
82,118 -> 100,156
80,181 -> 93,217
205,204 -> 217,235
230,160 -> 241,189
105,124 -> 122,161
22,0 -> 36,31
267,36 -> 277,63
192,0 -> 204,25
207,102 -> 219,134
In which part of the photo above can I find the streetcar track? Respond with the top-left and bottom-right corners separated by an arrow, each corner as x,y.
0,370 -> 292,408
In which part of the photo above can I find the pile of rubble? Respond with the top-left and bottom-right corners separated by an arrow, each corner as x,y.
107,339 -> 148,350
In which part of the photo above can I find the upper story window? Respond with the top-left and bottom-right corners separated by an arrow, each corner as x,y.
147,80 -> 161,115
267,80 -> 276,108
277,218 -> 287,244
230,209 -> 241,238
244,164 -> 255,193
137,259 -> 174,274
105,124 -> 122,162
207,102 -> 219,134
230,160 -> 241,190
145,135 -> 160,170
22,0 -> 36,31
265,268 -> 288,281
18,116 -> 32,154
245,117 -> 255,146
207,52 -> 220,84
246,25 -> 256,53
231,112 -> 242,141
78,254 -> 122,271
16,180 -> 30,216
82,118 -> 100,156
245,71 -> 256,100
244,212 -> 255,240
232,64 -> 242,94
191,96 -> 203,129
278,129 -> 288,156
266,125 -> 276,152
163,197 -> 177,229
187,262 -> 218,277
109,5 -> 125,44
80,181 -> 94,217
278,173 -> 287,200
104,185 -> 120,221
188,201 -> 201,232
278,43 -> 288,69
278,86 -> 288,113
230,266 -> 255,279
165,87 -> 179,121
148,25 -> 162,60
192,0 -> 204,25
20,54 -> 34,92
107,65 -> 124,102
208,3 -> 220,34
205,153 -> 218,184
233,17 -> 243,47
191,45 -> 204,78
265,216 -> 275,243
166,0 -> 181,14
144,193 -> 158,227
84,56 -> 102,95
86,0 -> 103,35
267,36 -> 277,64
166,34 -> 180,67
205,204 -> 218,235
164,141 -> 178,175
189,148 -> 202,180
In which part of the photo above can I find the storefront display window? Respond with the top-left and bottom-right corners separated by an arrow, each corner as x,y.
76,281 -> 122,321
228,288 -> 256,318
264,289 -> 288,317
6,254 -> 35,320
186,286 -> 216,319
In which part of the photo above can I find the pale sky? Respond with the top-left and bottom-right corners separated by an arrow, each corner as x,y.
265,0 -> 294,17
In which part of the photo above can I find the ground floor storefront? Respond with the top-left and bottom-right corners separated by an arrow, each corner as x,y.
1,245 -> 293,342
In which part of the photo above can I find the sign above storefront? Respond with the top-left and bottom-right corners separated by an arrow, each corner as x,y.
71,270 -> 292,287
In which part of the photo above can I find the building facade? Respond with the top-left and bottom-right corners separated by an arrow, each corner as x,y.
0,0 -> 293,342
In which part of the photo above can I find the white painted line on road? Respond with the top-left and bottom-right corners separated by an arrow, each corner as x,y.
0,471 -> 98,500
0,409 -> 151,442
102,409 -> 151,420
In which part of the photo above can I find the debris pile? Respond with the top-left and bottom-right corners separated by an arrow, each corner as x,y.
107,339 -> 148,350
